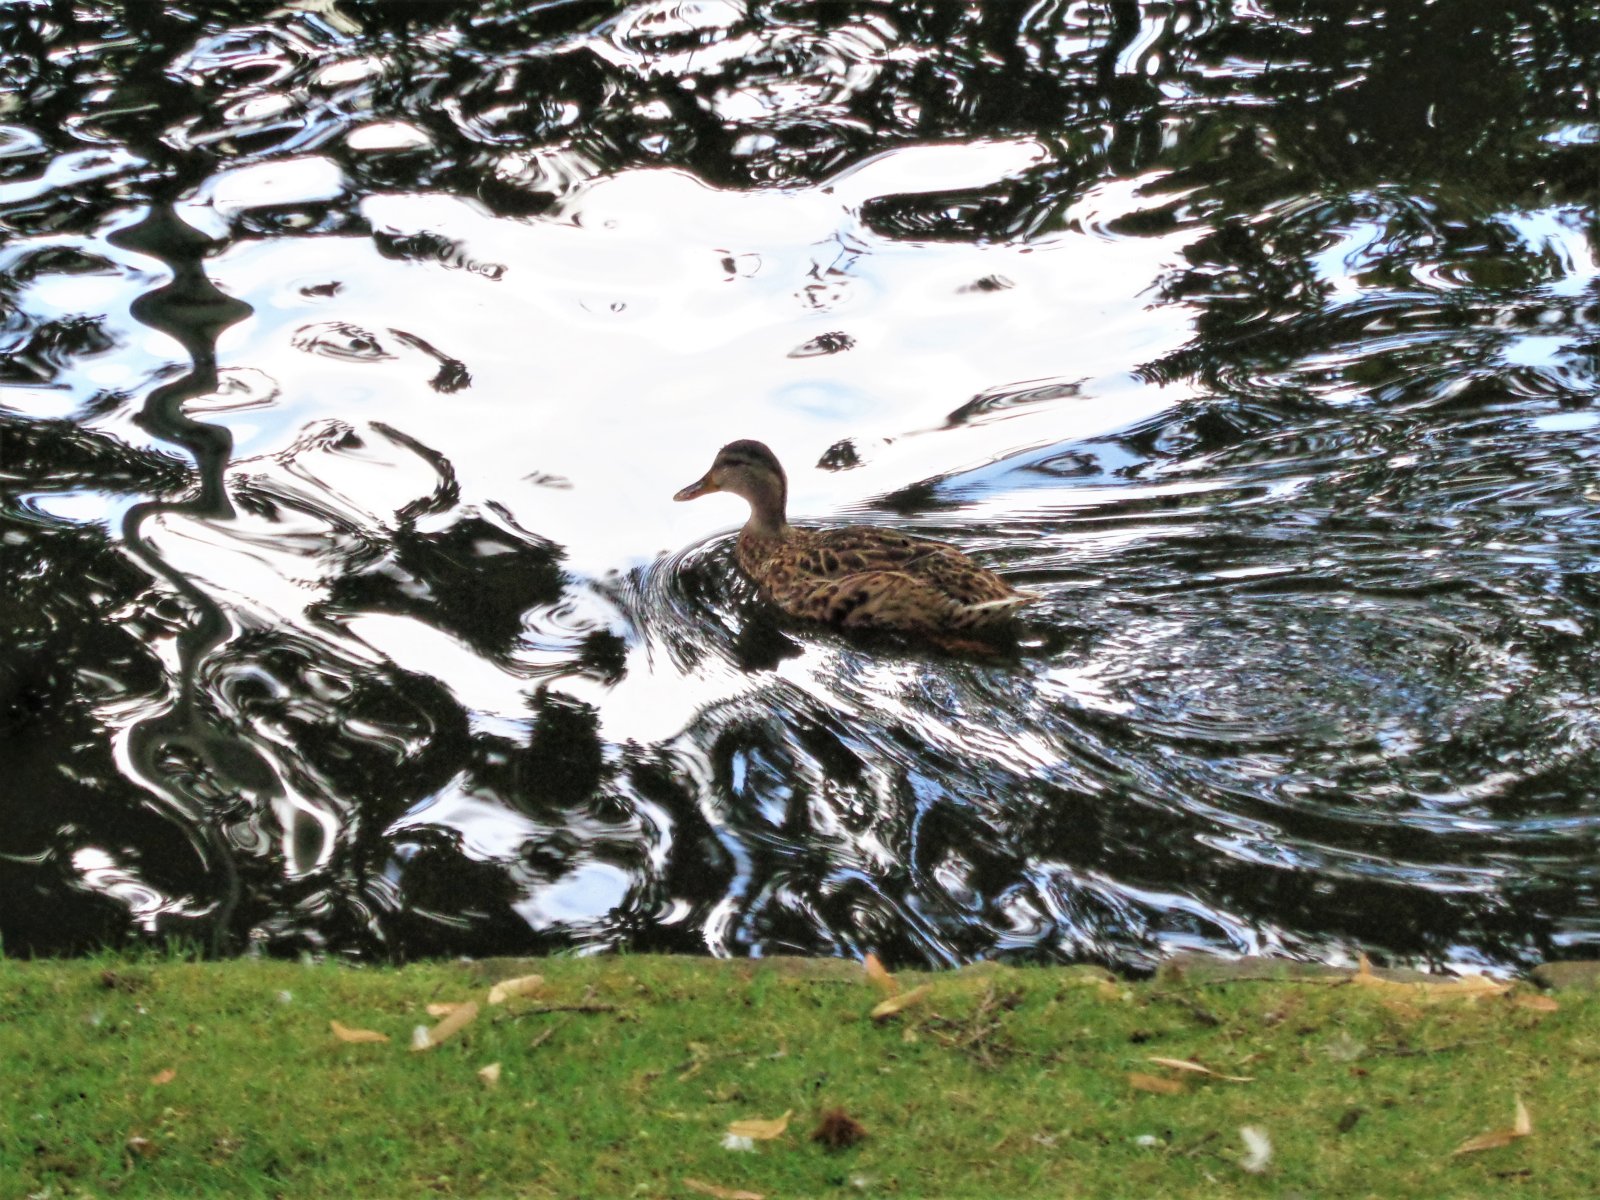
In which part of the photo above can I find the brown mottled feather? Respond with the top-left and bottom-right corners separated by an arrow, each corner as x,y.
676,440 -> 1035,636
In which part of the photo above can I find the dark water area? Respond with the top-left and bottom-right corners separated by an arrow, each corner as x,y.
3,1 -> 1599,973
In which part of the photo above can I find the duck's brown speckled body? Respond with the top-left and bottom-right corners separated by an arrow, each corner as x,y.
675,440 -> 1034,635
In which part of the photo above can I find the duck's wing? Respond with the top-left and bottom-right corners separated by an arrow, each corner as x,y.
799,527 -> 1023,605
786,568 -> 1033,631
784,569 -> 949,629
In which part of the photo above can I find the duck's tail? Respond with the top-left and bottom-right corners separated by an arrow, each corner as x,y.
970,589 -> 1040,613
959,589 -> 1040,624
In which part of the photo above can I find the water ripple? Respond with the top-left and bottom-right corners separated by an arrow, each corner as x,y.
2,0 -> 1598,972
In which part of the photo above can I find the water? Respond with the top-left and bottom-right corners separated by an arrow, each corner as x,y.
3,1 -> 1599,972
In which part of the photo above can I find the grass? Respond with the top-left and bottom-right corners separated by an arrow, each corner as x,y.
2,952 -> 1596,1198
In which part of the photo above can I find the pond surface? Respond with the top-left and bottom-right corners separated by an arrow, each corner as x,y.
4,1 -> 1600,972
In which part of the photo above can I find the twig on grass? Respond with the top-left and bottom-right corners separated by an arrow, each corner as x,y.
1147,991 -> 1223,1027
505,1002 -> 621,1016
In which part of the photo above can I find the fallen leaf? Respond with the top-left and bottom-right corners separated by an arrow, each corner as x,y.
726,1110 -> 792,1141
148,1068 -> 176,1085
478,1062 -> 501,1088
1454,1096 -> 1533,1156
411,1000 -> 479,1051
1147,1056 -> 1254,1083
1510,991 -> 1560,1013
425,1002 -> 464,1018
1239,1125 -> 1272,1173
487,974 -> 544,1005
684,1178 -> 765,1200
870,984 -> 931,1021
1351,953 -> 1510,1003
863,953 -> 898,996
330,1020 -> 389,1044
1432,974 -> 1510,1000
125,1135 -> 158,1159
1128,1072 -> 1184,1095
1454,1128 -> 1522,1153
811,1108 -> 867,1149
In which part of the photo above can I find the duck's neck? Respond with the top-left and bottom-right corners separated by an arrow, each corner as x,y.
742,483 -> 788,539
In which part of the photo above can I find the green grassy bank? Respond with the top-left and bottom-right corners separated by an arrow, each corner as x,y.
3,953 -> 1595,1198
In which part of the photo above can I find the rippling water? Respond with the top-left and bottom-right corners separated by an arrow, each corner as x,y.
3,1 -> 1599,972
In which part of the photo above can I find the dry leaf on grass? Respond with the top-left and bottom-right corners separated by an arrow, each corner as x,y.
726,1110 -> 792,1141
864,953 -> 898,996
330,1020 -> 389,1044
1239,1125 -> 1273,1173
870,984 -> 931,1021
1128,1072 -> 1185,1096
478,1062 -> 501,1088
1146,1056 -> 1254,1083
487,974 -> 544,1005
1453,1097 -> 1532,1156
411,1000 -> 479,1051
684,1178 -> 765,1200
1424,973 -> 1508,1000
426,1002 -> 464,1017
148,1068 -> 177,1085
1351,953 -> 1509,1003
1510,991 -> 1560,1013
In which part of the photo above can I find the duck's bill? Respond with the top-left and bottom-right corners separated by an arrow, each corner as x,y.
673,473 -> 718,501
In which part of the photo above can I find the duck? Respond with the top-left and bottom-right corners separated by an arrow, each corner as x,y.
674,439 -> 1036,637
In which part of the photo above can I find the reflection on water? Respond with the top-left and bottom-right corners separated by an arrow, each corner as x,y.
3,1 -> 1599,971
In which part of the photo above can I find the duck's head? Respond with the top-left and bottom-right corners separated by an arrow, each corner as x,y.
674,439 -> 788,529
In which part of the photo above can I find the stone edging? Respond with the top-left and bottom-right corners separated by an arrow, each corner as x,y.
464,953 -> 1600,992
